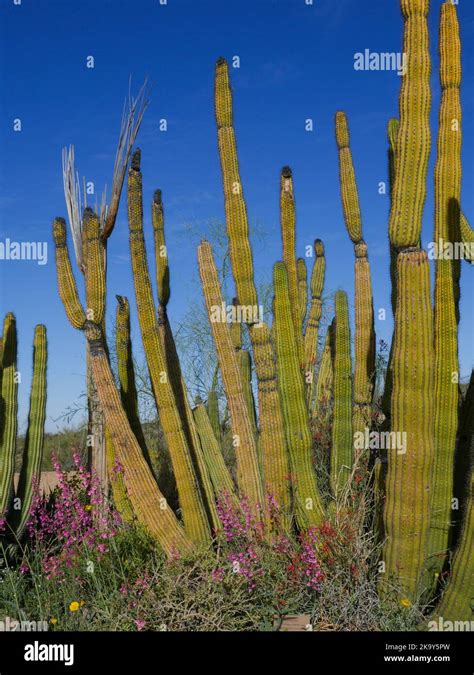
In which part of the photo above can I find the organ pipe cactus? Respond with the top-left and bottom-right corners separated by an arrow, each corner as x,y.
280,167 -> 302,359
151,188 -> 219,531
0,317 -> 47,553
297,257 -> 308,329
428,1 -> 462,575
53,215 -> 190,555
192,402 -> 237,503
335,112 -> 375,441
214,57 -> 290,515
312,322 -> 333,426
0,313 -> 18,519
388,0 -> 431,248
198,240 -> 264,509
459,213 -> 474,263
207,389 -> 221,442
273,262 -> 324,528
330,291 -> 353,495
381,0 -> 435,600
127,155 -> 211,543
304,240 -> 325,405
382,250 -> 435,599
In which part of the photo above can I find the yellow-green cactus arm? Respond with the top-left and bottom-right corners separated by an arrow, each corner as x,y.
214,57 -> 257,310
382,249 -> 435,600
52,218 -> 87,329
9,325 -> 47,539
312,322 -> 333,425
297,257 -> 308,330
193,402 -> 237,503
273,262 -> 324,528
128,150 -> 211,544
353,242 -> 375,440
331,291 -> 353,496
152,187 -> 219,532
460,212 -> 474,263
388,0 -> 431,247
83,208 -> 106,327
280,167 -> 302,357
214,57 -> 289,515
198,240 -> 264,509
304,240 -> 325,406
152,189 -> 170,306
335,112 -> 362,243
429,1 -> 462,574
0,313 -> 18,517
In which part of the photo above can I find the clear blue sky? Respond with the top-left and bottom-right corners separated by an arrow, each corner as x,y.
1,0 -> 473,432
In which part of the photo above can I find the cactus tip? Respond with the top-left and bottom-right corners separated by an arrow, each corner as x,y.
216,56 -> 227,67
153,189 -> 162,205
131,148 -> 141,170
281,166 -> 292,178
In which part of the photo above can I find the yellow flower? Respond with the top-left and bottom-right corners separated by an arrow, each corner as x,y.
400,598 -> 412,609
49,618 -> 58,625
69,601 -> 80,612
84,505 -> 92,512
80,600 -> 85,607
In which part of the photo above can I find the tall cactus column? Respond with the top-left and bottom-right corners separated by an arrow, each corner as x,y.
335,112 -> 375,449
214,57 -> 290,516
381,0 -> 434,601
6,324 -> 47,542
428,1 -> 462,575
127,153 -> 211,544
198,241 -> 264,510
304,240 -> 325,407
0,313 -> 18,519
151,188 -> 219,531
280,167 -> 303,362
273,262 -> 324,528
330,291 -> 353,496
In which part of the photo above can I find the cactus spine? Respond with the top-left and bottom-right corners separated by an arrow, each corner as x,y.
428,1 -> 462,574
198,241 -> 264,509
214,57 -> 290,514
331,291 -> 353,495
273,262 -> 324,528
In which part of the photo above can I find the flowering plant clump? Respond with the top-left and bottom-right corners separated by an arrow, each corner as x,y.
214,494 -> 324,596
26,452 -> 122,579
